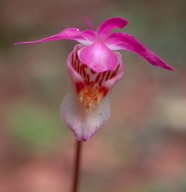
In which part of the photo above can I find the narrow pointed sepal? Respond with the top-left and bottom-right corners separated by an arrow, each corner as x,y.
106,32 -> 173,71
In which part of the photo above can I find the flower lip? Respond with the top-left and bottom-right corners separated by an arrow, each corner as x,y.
61,44 -> 124,141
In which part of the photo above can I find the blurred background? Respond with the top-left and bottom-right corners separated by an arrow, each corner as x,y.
0,0 -> 186,191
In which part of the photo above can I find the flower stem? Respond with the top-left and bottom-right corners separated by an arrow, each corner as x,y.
72,140 -> 82,192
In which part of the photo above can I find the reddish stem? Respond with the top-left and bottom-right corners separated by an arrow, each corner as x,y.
72,140 -> 82,192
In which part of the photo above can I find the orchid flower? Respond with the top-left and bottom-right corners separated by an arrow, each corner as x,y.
15,17 -> 173,141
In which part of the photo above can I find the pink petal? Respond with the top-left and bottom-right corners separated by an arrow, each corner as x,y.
15,28 -> 94,45
97,17 -> 128,38
106,33 -> 174,71
78,42 -> 118,72
60,88 -> 110,141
